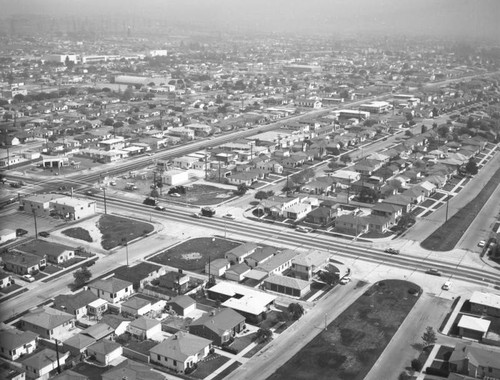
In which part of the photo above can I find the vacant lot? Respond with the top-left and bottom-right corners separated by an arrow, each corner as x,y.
184,184 -> 236,206
98,214 -> 154,250
62,227 -> 93,242
149,237 -> 240,272
421,164 -> 500,251
268,280 -> 421,380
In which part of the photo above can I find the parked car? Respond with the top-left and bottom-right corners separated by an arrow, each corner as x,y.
384,248 -> 400,255
426,268 -> 442,276
170,193 -> 181,197
16,228 -> 28,237
109,181 -> 116,186
296,226 -> 312,233
222,213 -> 235,220
442,281 -> 452,290
339,276 -> 351,284
21,275 -> 35,283
38,231 -> 50,238
478,240 -> 486,248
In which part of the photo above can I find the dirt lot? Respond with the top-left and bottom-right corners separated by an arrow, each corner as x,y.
267,280 -> 421,380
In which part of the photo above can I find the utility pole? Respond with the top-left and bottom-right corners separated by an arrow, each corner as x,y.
445,194 -> 449,222
103,188 -> 107,215
55,339 -> 61,374
33,210 -> 38,238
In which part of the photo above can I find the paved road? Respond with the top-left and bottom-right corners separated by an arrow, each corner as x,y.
365,293 -> 452,380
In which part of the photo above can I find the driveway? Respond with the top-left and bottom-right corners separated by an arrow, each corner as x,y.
364,293 -> 453,380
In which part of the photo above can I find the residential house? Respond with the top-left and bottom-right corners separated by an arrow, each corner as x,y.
227,171 -> 262,186
291,250 -> 331,281
449,342 -> 500,379
87,340 -> 123,365
101,359 -> 166,380
0,271 -> 13,289
371,203 -> 403,225
0,229 -> 16,244
113,262 -> 165,290
305,206 -> 336,226
264,275 -> 311,298
99,315 -> 131,337
301,177 -> 336,195
159,271 -> 190,294
255,160 -> 283,174
80,322 -> 115,341
245,246 -> 276,268
62,333 -> 96,356
283,202 -> 312,220
334,215 -> 369,235
225,243 -> 258,265
121,296 -> 153,318
2,251 -> 46,275
128,316 -> 162,341
17,241 -> 74,265
205,259 -> 230,277
21,348 -> 70,380
149,332 -> 212,374
168,295 -> 197,317
382,194 -> 413,213
189,308 -> 245,346
457,315 -> 491,341
255,249 -> 298,276
88,277 -> 134,304
469,291 -> 500,317
225,263 -> 251,282
0,328 -> 38,360
19,307 -> 74,340
52,290 -> 99,319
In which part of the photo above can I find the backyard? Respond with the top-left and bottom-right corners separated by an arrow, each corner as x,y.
267,280 -> 421,380
149,237 -> 241,272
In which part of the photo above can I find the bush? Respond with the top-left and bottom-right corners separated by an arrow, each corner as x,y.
221,346 -> 238,354
425,367 -> 449,377
411,358 -> 423,371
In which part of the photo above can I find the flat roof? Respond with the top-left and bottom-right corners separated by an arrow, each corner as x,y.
209,281 -> 276,315
470,291 -> 500,310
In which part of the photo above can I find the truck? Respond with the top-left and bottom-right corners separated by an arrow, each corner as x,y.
201,207 -> 216,217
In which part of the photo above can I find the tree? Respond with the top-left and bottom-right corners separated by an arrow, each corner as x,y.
319,270 -> 339,285
340,154 -> 351,163
287,303 -> 305,320
73,266 -> 92,287
235,183 -> 248,195
411,358 -> 423,372
358,187 -> 379,203
422,326 -> 437,346
104,118 -> 114,126
421,124 -> 428,134
256,328 -> 273,343
255,191 -> 270,200
465,158 -> 478,175
437,125 -> 449,138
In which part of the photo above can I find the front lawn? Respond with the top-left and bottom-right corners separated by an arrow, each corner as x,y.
62,226 -> 93,242
191,354 -> 230,379
267,280 -> 421,380
149,237 -> 241,272
184,184 -> 236,206
98,214 -> 154,250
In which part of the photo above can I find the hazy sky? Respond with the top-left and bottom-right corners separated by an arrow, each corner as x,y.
1,0 -> 499,41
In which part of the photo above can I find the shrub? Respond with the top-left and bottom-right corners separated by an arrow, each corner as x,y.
425,367 -> 449,377
411,358 -> 423,371
221,346 -> 238,354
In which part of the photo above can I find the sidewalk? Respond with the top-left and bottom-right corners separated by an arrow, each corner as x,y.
415,344 -> 441,380
440,296 -> 465,335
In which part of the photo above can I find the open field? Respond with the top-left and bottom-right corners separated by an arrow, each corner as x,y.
421,164 -> 500,251
149,237 -> 241,272
97,214 -> 154,250
267,280 -> 421,380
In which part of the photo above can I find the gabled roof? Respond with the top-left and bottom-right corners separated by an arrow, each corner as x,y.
63,333 -> 96,350
264,275 -> 310,290
81,322 -> 114,340
53,290 -> 99,312
256,250 -> 298,273
100,314 -> 132,330
121,296 -> 151,310
292,250 -> 330,268
449,342 -> 500,369
226,243 -> 258,259
88,339 -> 122,355
0,329 -> 38,350
101,359 -> 166,380
22,348 -> 69,369
190,308 -> 245,335
226,263 -> 251,275
169,295 -> 196,309
149,332 -> 211,362
21,307 -> 74,330
113,262 -> 162,284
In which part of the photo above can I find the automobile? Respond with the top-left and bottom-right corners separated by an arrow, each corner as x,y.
21,275 -> 35,283
192,213 -> 201,219
296,226 -> 312,233
155,206 -> 166,211
442,281 -> 452,290
170,193 -> 181,197
16,228 -> 28,237
339,276 -> 351,284
426,268 -> 442,276
38,231 -> 50,238
384,248 -> 400,255
478,240 -> 486,248
222,213 -> 235,220
109,181 -> 116,186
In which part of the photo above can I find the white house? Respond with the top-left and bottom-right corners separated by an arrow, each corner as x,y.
88,278 -> 134,304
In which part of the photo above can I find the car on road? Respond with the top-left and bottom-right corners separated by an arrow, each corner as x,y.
155,206 -> 166,211
16,228 -> 28,237
478,240 -> 486,248
426,268 -> 442,276
296,226 -> 312,233
192,213 -> 201,219
38,231 -> 50,238
442,281 -> 452,290
222,213 -> 235,220
21,275 -> 35,283
109,181 -> 116,186
339,276 -> 351,284
170,193 -> 181,197
384,248 -> 400,255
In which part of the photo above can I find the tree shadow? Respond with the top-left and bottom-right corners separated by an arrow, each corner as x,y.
412,343 -> 424,351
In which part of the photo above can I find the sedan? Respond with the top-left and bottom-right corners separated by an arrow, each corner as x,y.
38,231 -> 50,238
384,248 -> 400,255
170,193 -> 181,197
222,214 -> 235,220
16,228 -> 28,237
478,241 -> 486,248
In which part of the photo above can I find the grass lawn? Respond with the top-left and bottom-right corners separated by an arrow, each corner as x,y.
230,332 -> 257,352
0,283 -> 22,294
98,214 -> 154,250
150,237 -> 241,272
243,340 -> 269,358
435,345 -> 454,361
211,361 -> 242,380
421,199 -> 435,208
421,164 -> 500,251
191,354 -> 230,379
267,280 -> 421,380
61,226 -> 93,242
42,265 -> 61,274
72,362 -> 112,380
184,184 -> 236,206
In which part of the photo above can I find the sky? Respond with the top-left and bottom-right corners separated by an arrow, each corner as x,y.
0,0 -> 499,41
